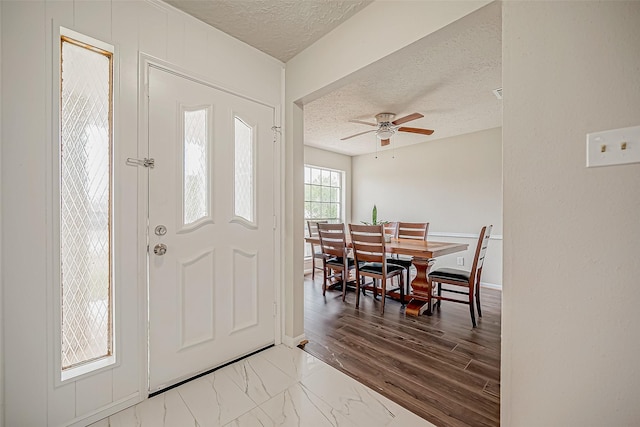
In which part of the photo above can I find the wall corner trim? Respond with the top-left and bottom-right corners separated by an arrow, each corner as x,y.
282,333 -> 307,349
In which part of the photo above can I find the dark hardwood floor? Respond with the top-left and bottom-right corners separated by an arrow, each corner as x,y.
302,275 -> 501,427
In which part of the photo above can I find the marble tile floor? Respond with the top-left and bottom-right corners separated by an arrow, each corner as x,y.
90,344 -> 435,427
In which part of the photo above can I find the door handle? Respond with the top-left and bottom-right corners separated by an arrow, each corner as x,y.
153,243 -> 167,256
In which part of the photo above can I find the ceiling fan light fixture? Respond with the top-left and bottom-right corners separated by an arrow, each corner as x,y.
376,121 -> 396,140
376,128 -> 395,140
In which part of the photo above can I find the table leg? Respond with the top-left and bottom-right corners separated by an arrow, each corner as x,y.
405,257 -> 435,316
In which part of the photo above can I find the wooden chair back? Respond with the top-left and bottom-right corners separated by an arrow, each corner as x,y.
383,222 -> 398,239
348,224 -> 386,264
470,225 -> 492,284
307,220 -> 327,238
397,222 -> 429,241
317,223 -> 347,259
307,220 -> 328,279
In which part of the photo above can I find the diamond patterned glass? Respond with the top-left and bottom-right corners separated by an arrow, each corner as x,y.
60,38 -> 112,369
234,117 -> 254,222
183,109 -> 209,225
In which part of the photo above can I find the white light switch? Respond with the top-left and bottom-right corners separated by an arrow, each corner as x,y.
586,125 -> 640,168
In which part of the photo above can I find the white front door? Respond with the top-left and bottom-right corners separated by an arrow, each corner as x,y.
147,66 -> 277,392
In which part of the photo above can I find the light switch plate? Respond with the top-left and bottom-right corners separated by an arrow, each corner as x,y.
586,125 -> 640,168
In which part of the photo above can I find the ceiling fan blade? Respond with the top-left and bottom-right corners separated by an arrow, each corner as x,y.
398,126 -> 434,136
349,119 -> 377,127
392,112 -> 424,125
380,139 -> 391,146
340,129 -> 377,141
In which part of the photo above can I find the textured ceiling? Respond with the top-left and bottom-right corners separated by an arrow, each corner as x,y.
164,0 -> 372,62
304,2 -> 502,156
165,1 -> 501,157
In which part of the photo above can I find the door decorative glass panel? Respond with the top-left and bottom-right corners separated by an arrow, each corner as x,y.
234,116 -> 254,223
183,108 -> 210,225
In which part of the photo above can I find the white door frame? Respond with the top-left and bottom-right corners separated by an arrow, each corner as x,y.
137,54 -> 283,394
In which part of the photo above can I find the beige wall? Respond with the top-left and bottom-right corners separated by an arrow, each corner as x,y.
502,2 -> 640,425
352,127 -> 502,286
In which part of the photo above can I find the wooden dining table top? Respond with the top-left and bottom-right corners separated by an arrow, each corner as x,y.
305,236 -> 468,259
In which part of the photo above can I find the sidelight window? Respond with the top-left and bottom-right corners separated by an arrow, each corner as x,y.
59,31 -> 114,374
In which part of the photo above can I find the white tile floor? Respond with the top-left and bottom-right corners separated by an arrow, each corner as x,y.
89,345 -> 435,427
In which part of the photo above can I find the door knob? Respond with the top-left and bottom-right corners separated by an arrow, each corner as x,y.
153,243 -> 167,256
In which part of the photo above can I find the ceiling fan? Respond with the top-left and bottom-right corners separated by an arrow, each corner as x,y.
341,112 -> 434,146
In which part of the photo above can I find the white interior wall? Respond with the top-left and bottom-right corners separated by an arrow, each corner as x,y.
352,127 -> 502,286
502,2 -> 640,425
2,3 -> 48,424
1,0 -> 282,425
284,0 -> 490,344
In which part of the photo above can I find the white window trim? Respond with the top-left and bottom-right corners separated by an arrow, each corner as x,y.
52,26 -> 118,385
303,164 -> 345,259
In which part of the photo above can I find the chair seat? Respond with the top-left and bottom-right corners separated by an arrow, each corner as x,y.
326,257 -> 357,268
428,267 -> 470,282
359,262 -> 405,275
386,257 -> 413,269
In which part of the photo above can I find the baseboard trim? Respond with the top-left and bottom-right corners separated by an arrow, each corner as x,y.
66,392 -> 141,427
480,282 -> 502,291
282,333 -> 307,348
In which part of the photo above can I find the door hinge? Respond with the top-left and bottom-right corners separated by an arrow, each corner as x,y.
273,302 -> 277,317
126,157 -> 155,168
273,215 -> 277,230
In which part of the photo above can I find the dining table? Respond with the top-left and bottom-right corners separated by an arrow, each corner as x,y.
304,235 -> 468,316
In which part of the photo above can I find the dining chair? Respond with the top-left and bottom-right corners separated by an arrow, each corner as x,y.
387,222 -> 429,298
317,223 -> 356,300
383,221 -> 398,239
307,220 -> 328,279
349,224 -> 406,315
428,225 -> 492,328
